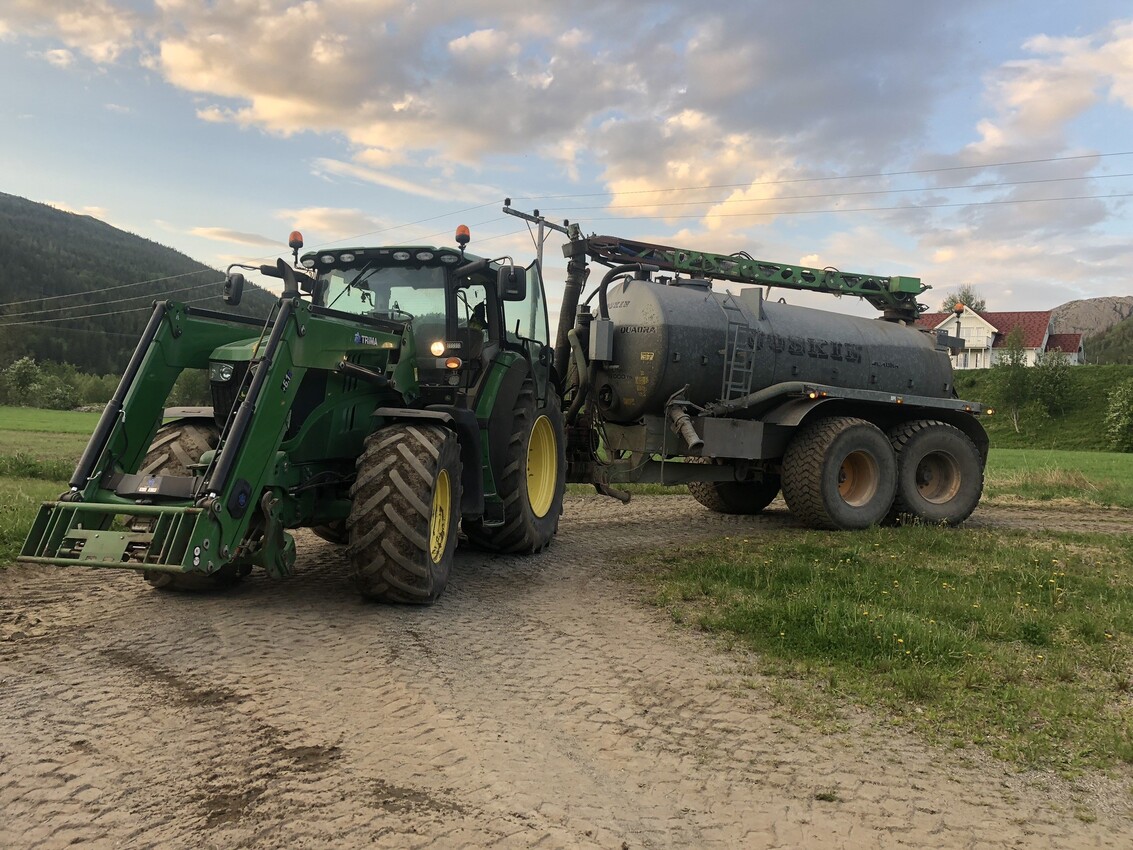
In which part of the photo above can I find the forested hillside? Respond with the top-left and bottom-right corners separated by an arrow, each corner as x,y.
0,192 -> 276,374
1087,315 -> 1133,365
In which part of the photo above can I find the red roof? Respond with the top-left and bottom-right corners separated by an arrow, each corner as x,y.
916,309 -> 1052,349
1045,333 -> 1082,353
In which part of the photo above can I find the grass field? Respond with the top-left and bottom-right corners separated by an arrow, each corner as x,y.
634,524 -> 1133,774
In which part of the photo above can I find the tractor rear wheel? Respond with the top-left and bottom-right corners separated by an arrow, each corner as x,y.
887,420 -> 983,525
136,419 -> 240,591
463,382 -> 566,554
347,423 -> 461,604
689,468 -> 781,515
782,416 -> 896,530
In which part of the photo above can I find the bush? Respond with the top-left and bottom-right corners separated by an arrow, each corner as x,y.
1105,378 -> 1133,452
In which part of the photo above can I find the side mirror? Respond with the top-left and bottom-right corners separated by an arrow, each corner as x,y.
498,264 -> 526,301
223,272 -> 245,306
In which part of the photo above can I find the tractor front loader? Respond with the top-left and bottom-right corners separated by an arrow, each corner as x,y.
20,229 -> 565,603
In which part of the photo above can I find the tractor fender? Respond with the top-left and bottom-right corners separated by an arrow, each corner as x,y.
372,406 -> 484,518
478,357 -> 534,494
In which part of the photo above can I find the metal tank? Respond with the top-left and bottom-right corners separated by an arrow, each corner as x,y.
593,277 -> 955,423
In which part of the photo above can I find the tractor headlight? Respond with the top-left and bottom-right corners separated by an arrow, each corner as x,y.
210,361 -> 235,382
429,340 -> 446,356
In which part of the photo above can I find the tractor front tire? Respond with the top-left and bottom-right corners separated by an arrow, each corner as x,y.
464,382 -> 566,554
347,423 -> 462,604
887,420 -> 983,525
782,416 -> 896,530
136,419 -> 239,592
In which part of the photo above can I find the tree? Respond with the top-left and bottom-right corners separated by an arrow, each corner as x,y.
1105,378 -> 1133,452
5,356 -> 42,400
940,285 -> 986,314
987,327 -> 1030,433
1033,349 -> 1072,415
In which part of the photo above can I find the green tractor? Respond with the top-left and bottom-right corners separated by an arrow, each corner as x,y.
20,228 -> 565,602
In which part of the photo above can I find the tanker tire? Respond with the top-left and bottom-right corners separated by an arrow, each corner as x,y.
688,465 -> 781,515
782,416 -> 896,530
464,382 -> 566,554
347,423 -> 461,604
311,521 -> 349,545
136,420 -> 240,592
886,420 -> 983,526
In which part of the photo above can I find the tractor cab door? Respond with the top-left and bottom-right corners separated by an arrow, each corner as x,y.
501,260 -> 552,403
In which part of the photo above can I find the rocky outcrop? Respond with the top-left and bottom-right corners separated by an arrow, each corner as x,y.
1051,296 -> 1133,339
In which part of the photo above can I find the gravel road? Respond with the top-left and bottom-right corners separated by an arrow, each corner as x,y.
2,495 -> 1131,849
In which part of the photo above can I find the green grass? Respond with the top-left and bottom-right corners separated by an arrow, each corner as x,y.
0,477 -> 67,564
985,449 -> 1133,508
955,363 -> 1133,451
634,525 -> 1133,773
0,405 -> 96,480
0,405 -> 102,433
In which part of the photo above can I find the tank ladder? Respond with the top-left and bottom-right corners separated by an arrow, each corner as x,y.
719,293 -> 756,401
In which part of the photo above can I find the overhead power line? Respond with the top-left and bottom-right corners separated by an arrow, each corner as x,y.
0,268 -> 213,310
514,150 -> 1133,201
0,279 -> 223,320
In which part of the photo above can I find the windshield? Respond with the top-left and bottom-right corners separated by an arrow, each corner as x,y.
319,265 -> 447,325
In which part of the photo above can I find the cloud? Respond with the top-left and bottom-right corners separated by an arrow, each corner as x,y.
274,207 -> 390,243
0,0 -> 142,63
189,227 -> 279,247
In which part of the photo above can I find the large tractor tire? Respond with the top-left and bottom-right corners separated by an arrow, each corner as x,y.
139,419 -> 219,477
464,382 -> 566,554
347,423 -> 462,604
688,465 -> 781,515
782,416 -> 896,530
886,419 -> 983,526
135,419 -> 243,591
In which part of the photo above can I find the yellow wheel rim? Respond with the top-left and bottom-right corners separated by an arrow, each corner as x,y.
429,469 -> 451,563
526,415 -> 557,518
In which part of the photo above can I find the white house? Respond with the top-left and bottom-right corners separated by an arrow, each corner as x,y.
915,308 -> 1084,370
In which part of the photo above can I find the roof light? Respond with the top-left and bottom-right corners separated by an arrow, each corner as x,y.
339,252 -> 355,262
429,340 -> 446,356
455,224 -> 470,246
288,231 -> 304,250
415,251 -> 434,261
393,251 -> 411,261
439,254 -> 458,264
301,258 -> 316,268
320,254 -> 335,264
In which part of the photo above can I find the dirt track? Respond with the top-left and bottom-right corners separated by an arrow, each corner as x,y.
2,495 -> 1132,849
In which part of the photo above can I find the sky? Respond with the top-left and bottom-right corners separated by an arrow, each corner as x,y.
1,0 -> 1132,326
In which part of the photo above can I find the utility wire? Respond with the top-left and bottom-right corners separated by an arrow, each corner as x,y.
0,268 -> 214,310
514,150 -> 1133,201
0,279 -> 223,320
551,172 -> 1133,213
565,191 -> 1133,223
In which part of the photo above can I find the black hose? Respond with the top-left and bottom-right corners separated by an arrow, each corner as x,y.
597,263 -> 657,320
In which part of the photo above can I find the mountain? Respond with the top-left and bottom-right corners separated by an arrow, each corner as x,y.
0,192 -> 278,375
1050,296 -> 1133,339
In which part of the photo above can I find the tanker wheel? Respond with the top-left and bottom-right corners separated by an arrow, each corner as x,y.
135,420 -> 245,591
311,521 -> 349,545
688,462 -> 781,515
464,381 -> 566,554
782,416 -> 896,530
886,420 -> 983,526
347,423 -> 461,604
